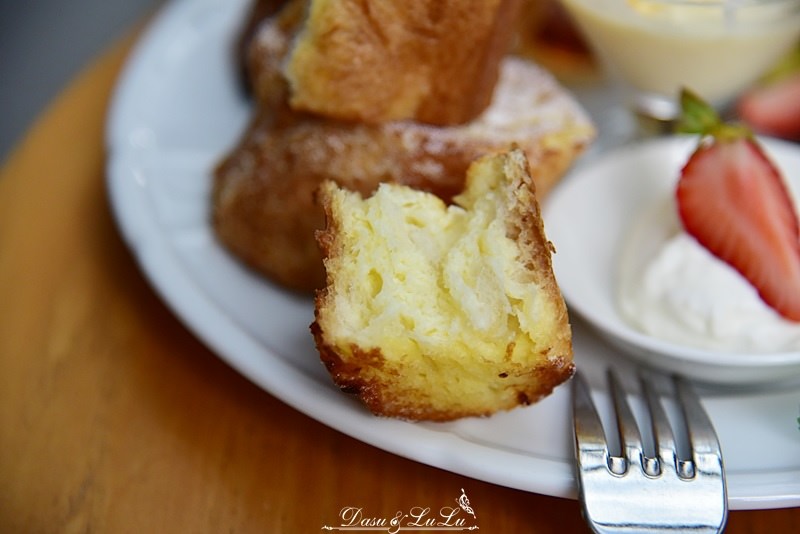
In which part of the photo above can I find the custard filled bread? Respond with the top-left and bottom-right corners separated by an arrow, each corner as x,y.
311,149 -> 573,421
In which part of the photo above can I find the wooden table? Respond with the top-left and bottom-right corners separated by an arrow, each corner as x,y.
1,23 -> 797,533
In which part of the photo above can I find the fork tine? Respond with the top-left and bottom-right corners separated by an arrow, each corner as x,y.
573,370 -> 629,486
674,377 -> 728,485
675,376 -> 729,532
607,369 -> 643,475
674,376 -> 723,455
640,372 -> 675,476
572,371 -> 607,458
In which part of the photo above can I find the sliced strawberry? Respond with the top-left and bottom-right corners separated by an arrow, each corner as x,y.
676,89 -> 800,321
737,74 -> 800,141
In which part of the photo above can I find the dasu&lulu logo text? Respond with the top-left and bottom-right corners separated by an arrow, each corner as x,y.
322,488 -> 479,532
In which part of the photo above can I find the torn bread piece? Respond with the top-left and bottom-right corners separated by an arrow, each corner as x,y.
311,148 -> 574,421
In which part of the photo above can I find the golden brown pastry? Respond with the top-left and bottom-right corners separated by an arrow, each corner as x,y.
238,0 -> 597,97
311,148 -> 574,421
284,0 -> 522,125
212,57 -> 595,292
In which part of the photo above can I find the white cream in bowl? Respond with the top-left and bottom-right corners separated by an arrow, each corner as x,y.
543,135 -> 800,384
618,196 -> 800,353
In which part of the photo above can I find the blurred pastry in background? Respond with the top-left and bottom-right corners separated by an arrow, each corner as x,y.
213,0 -> 595,292
214,57 -> 594,291
513,0 -> 597,82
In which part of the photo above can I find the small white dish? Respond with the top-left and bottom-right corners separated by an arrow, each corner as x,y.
544,135 -> 800,386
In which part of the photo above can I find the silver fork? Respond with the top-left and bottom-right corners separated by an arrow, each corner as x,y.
572,369 -> 727,533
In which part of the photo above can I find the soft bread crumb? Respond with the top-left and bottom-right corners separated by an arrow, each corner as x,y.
311,148 -> 573,421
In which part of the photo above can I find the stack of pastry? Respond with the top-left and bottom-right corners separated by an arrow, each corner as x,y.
213,0 -> 595,292
213,0 -> 593,420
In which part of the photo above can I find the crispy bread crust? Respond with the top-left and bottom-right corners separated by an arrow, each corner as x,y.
311,326 -> 574,421
285,0 -> 522,125
310,150 -> 574,421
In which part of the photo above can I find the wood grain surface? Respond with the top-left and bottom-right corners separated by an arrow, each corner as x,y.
0,24 -> 797,534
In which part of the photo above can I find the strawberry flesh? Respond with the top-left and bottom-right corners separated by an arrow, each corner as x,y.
677,137 -> 800,321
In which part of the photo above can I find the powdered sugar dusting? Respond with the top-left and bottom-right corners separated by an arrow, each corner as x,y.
474,58 -> 594,140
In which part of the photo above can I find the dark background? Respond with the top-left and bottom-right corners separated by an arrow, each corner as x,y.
0,0 -> 163,162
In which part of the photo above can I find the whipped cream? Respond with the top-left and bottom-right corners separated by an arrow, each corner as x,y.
618,199 -> 800,353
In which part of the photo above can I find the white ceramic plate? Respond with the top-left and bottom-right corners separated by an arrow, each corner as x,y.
106,0 -> 800,510
545,136 -> 800,385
